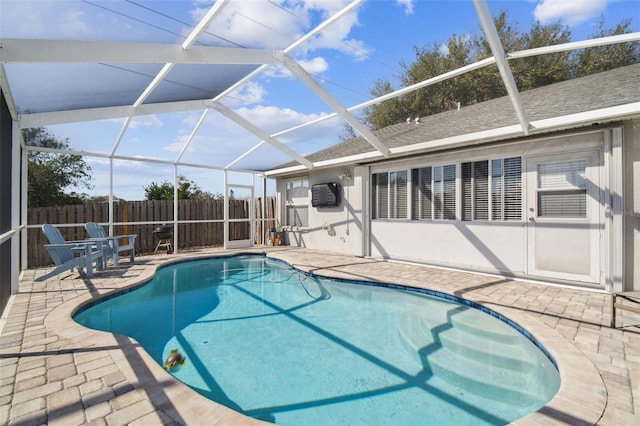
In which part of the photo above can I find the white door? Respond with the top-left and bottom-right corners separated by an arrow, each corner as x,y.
526,151 -> 602,284
225,185 -> 254,249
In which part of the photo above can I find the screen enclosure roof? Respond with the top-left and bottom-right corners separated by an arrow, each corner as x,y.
1,0 -> 639,176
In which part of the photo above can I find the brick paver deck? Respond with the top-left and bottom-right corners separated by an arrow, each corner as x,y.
1,248 -> 638,425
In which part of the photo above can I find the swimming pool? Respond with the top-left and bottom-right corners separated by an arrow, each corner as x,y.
74,254 -> 560,425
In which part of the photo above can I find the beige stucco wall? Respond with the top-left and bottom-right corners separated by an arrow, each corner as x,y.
277,167 -> 358,255
276,122 -> 637,289
624,118 -> 640,291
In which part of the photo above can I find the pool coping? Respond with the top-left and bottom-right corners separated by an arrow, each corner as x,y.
42,250 -> 606,425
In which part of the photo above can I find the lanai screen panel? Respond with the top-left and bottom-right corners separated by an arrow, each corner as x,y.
143,63 -> 260,105
5,63 -> 164,113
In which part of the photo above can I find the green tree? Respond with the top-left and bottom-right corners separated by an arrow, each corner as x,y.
512,20 -> 572,90
144,180 -> 174,200
574,18 -> 639,77
144,175 -> 214,200
361,11 -> 634,132
365,79 -> 409,131
25,127 -> 93,207
470,10 -> 525,102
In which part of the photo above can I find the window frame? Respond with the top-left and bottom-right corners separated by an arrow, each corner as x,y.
461,156 -> 522,222
283,177 -> 309,228
371,168 -> 408,220
372,155 -> 523,224
536,159 -> 588,219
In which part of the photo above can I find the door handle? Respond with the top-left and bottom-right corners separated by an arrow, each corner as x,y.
529,217 -> 535,222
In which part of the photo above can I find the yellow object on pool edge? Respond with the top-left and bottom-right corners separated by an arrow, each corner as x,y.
164,349 -> 186,370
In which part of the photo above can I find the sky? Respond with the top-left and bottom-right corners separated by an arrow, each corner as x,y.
1,0 -> 638,200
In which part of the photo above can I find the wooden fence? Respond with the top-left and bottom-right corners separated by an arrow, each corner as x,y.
28,197 -> 277,268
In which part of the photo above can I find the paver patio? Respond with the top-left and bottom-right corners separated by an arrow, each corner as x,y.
0,247 -> 638,425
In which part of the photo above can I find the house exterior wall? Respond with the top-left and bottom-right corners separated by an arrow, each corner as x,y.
366,131 -> 608,284
277,125 -> 631,289
278,167 -> 358,255
370,221 -> 525,273
625,119 -> 640,291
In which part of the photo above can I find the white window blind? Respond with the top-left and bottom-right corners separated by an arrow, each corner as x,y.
434,165 -> 456,220
491,159 -> 503,220
538,160 -> 586,189
502,157 -> 522,220
462,163 -> 472,220
411,167 -> 433,220
463,157 -> 521,221
537,160 -> 587,218
372,171 -> 407,219
373,173 -> 388,219
462,161 -> 489,220
474,161 -> 489,220
390,171 -> 408,219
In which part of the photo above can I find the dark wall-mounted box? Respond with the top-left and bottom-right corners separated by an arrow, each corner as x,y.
311,182 -> 341,207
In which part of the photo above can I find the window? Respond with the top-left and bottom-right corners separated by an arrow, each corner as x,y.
411,164 -> 456,220
377,157 -> 520,223
434,165 -> 456,220
372,171 -> 407,219
537,160 -> 586,218
462,157 -> 521,221
411,167 -> 432,220
285,178 -> 309,227
500,157 -> 522,220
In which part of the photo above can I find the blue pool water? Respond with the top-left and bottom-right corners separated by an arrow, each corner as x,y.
74,255 -> 560,425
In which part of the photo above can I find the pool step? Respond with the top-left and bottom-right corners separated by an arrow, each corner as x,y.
425,346 -> 544,407
396,309 -> 545,406
437,327 -> 535,371
449,309 -> 521,344
398,308 -> 536,369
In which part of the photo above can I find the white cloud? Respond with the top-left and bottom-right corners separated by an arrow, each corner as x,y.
191,0 -> 371,61
129,115 -> 164,129
302,8 -> 373,61
193,1 -> 300,49
298,56 -> 330,74
251,56 -> 328,88
533,0 -> 609,26
228,81 -> 268,105
234,105 -> 329,134
1,1 -> 91,38
60,10 -> 91,37
396,0 -> 415,16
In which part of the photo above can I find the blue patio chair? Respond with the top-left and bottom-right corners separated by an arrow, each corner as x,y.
38,224 -> 105,281
85,222 -> 136,267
